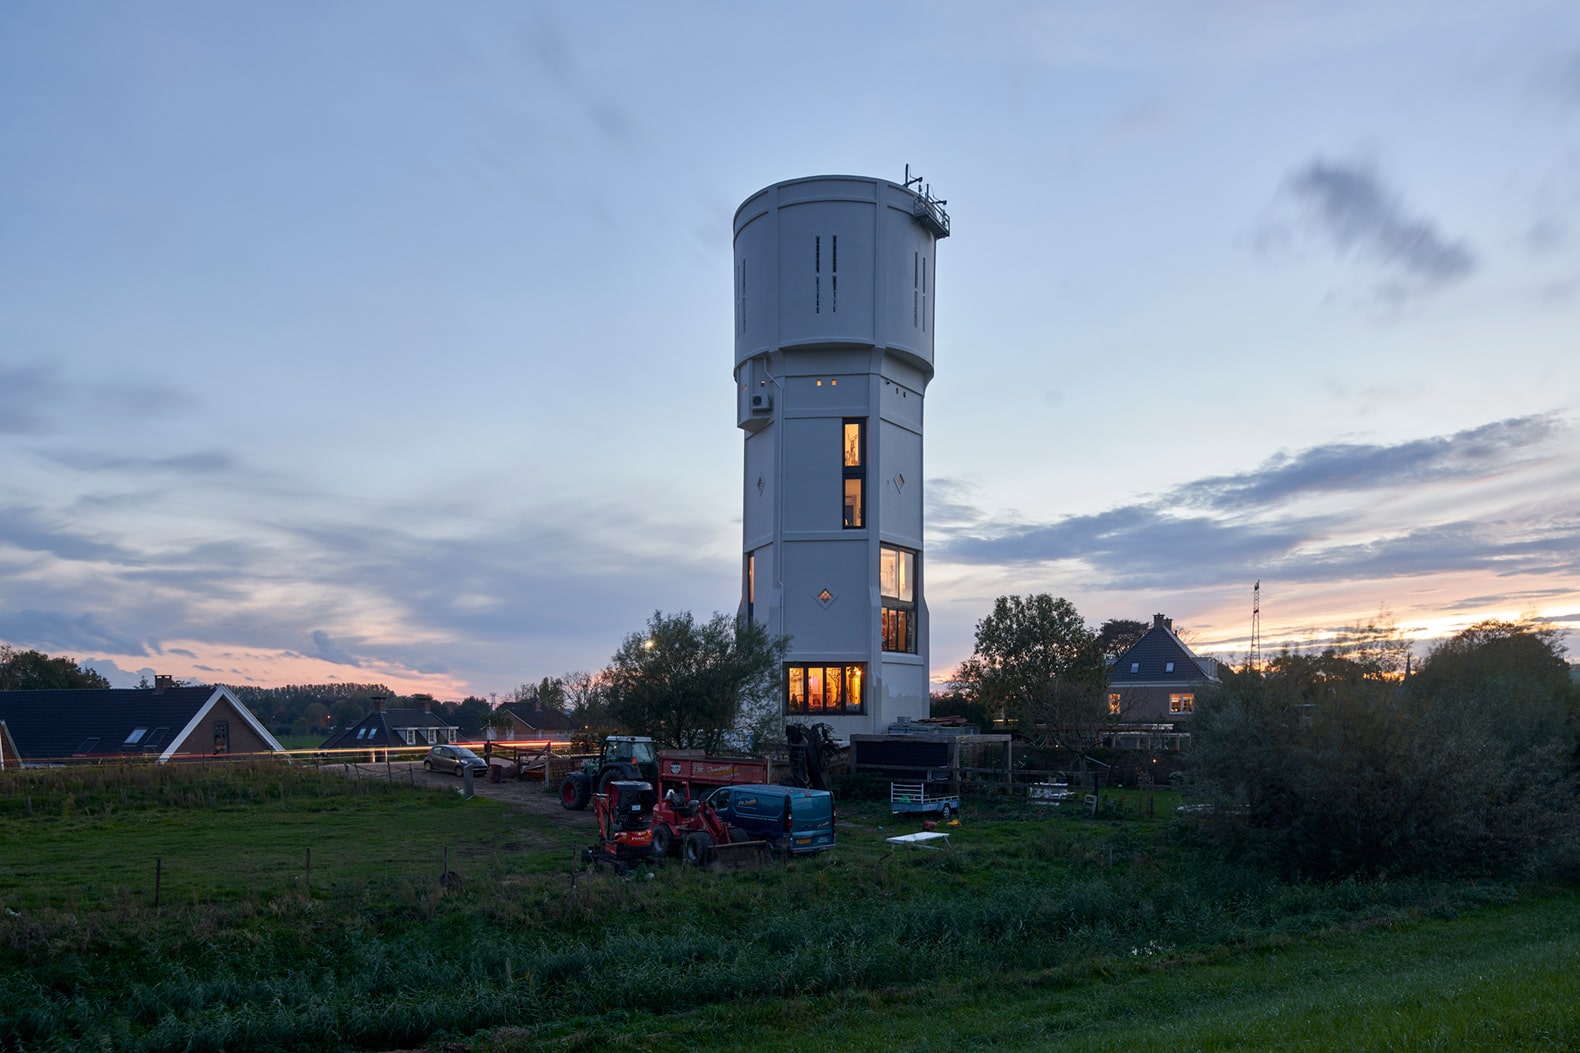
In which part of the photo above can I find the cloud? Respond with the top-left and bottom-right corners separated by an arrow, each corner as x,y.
309,630 -> 363,668
0,360 -> 61,435
1270,158 -> 1476,297
1177,415 -> 1560,512
78,658 -> 158,688
0,611 -> 150,656
1550,50 -> 1580,111
935,416 -> 1580,593
0,507 -> 143,565
42,449 -> 240,475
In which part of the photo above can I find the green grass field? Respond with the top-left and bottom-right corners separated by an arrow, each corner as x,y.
1,762 -> 1573,1052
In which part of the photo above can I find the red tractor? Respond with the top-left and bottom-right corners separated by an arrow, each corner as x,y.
649,787 -> 769,867
580,780 -> 657,873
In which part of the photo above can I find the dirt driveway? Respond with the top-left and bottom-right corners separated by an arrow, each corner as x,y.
322,759 -> 596,834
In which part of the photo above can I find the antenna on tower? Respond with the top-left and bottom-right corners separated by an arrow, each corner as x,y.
1250,580 -> 1262,674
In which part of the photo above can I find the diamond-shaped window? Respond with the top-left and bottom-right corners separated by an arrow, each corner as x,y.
816,588 -> 835,607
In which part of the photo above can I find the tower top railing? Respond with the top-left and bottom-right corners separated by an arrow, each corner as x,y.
903,164 -> 950,239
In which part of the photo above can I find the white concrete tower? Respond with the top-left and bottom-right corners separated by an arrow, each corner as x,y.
733,172 -> 950,738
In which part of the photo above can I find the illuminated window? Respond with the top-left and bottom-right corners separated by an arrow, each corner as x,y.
1108,693 -> 1121,715
842,419 -> 865,528
880,544 -> 917,653
745,551 -> 756,624
1169,693 -> 1195,714
212,720 -> 230,755
786,663 -> 865,715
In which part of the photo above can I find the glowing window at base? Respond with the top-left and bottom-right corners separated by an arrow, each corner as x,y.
786,663 -> 865,715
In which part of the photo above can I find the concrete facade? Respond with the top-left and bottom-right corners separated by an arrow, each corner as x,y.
733,174 -> 949,738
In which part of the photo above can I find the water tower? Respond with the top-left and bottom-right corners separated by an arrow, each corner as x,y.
733,171 -> 950,737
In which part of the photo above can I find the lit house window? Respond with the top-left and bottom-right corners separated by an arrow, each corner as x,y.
880,544 -> 916,653
1170,693 -> 1195,714
786,663 -> 864,715
1108,693 -> 1121,715
842,419 -> 865,529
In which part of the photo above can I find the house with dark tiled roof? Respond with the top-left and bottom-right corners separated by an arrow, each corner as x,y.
492,701 -> 575,741
0,677 -> 286,765
319,697 -> 457,757
0,720 -> 20,770
1103,613 -> 1220,749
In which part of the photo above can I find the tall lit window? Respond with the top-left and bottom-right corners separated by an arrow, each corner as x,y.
745,551 -> 756,625
880,544 -> 916,653
842,419 -> 865,528
786,663 -> 864,715
1108,692 -> 1121,715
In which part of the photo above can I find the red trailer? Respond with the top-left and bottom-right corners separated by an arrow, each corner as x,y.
656,751 -> 771,795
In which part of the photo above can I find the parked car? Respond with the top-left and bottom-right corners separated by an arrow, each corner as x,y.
423,744 -> 487,776
702,784 -> 835,854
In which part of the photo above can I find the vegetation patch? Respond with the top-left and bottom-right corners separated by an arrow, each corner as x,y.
2,763 -> 1573,1051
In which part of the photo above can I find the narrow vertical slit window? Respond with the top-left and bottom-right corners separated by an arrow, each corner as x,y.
737,258 -> 747,335
913,251 -> 919,327
814,235 -> 821,314
922,256 -> 928,332
831,234 -> 838,313
842,419 -> 865,529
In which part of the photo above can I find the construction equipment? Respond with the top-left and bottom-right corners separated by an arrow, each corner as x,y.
560,735 -> 660,809
785,721 -> 842,791
649,788 -> 771,868
580,780 -> 657,873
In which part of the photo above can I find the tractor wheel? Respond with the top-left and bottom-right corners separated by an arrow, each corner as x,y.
652,823 -> 677,857
560,772 -> 591,810
597,768 -> 622,797
683,831 -> 716,867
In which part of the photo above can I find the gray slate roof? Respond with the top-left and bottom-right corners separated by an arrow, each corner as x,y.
319,707 -> 455,750
1107,614 -> 1219,686
0,685 -> 280,762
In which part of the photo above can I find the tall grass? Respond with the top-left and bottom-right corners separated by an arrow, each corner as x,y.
0,764 -> 1561,1052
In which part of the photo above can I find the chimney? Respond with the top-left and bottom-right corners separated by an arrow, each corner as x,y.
373,698 -> 386,713
1152,613 -> 1167,629
154,675 -> 175,693
418,699 -> 428,713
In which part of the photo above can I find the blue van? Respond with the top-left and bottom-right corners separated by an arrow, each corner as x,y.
703,784 -> 835,854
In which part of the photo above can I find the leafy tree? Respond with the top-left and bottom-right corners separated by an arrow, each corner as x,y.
561,670 -> 610,734
0,645 -> 112,690
440,696 -> 494,738
929,686 -> 996,730
1095,618 -> 1149,659
952,595 -> 1107,748
603,611 -> 786,753
1185,619 -> 1579,880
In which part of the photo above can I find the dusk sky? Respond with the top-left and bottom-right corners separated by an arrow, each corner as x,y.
3,2 -> 1578,699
